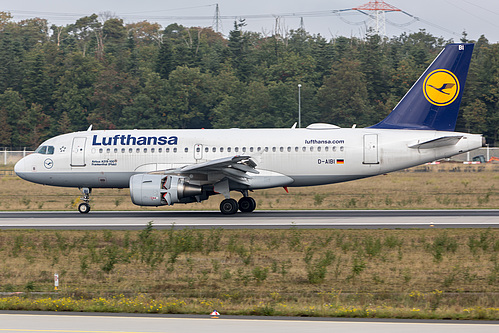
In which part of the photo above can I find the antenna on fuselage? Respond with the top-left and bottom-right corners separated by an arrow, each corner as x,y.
291,122 -> 297,129
87,125 -> 93,131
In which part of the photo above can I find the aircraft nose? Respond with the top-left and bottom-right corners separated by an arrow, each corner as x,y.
14,158 -> 26,179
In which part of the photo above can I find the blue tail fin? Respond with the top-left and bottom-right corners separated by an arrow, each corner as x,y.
370,43 -> 474,131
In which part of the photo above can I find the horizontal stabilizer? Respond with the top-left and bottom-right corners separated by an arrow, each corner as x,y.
409,136 -> 463,149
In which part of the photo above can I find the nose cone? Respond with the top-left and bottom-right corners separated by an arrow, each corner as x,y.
14,158 -> 27,180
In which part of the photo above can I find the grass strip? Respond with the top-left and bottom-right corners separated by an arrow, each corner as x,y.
0,226 -> 498,319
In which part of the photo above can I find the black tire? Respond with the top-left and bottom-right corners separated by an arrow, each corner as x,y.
78,202 -> 91,214
238,197 -> 256,212
220,198 -> 238,215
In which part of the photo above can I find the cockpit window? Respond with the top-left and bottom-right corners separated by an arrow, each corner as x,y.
34,145 -> 54,155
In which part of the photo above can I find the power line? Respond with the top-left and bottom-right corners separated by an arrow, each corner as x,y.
5,5 -> 470,38
120,4 -> 216,15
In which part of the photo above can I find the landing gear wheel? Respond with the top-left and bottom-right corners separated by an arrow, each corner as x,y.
220,198 -> 238,215
238,197 -> 256,212
78,202 -> 91,214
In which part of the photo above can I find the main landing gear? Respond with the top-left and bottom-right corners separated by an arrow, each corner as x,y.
219,196 -> 257,215
78,187 -> 92,214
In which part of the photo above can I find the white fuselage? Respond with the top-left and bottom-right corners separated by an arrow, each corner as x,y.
14,127 -> 483,190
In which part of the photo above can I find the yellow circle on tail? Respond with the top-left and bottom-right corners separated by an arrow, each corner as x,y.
423,69 -> 460,106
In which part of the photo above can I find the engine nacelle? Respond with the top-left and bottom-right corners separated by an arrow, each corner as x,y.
129,174 -> 202,206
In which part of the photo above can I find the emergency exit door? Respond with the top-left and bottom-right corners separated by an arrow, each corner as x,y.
194,144 -> 203,161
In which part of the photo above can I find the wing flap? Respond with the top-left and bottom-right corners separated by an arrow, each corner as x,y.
157,155 -> 258,186
179,155 -> 258,173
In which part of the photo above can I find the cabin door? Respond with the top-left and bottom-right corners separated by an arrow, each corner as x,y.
71,137 -> 87,167
363,134 -> 379,164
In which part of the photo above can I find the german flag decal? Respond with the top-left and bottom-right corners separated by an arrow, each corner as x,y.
336,159 -> 344,164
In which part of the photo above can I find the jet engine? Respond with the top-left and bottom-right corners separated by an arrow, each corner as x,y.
129,174 -> 202,206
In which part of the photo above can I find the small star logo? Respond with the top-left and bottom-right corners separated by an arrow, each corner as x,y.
59,146 -> 66,153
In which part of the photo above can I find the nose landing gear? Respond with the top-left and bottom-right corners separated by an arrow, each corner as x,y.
78,187 -> 92,214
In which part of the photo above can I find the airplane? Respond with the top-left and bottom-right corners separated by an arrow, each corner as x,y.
14,43 -> 484,215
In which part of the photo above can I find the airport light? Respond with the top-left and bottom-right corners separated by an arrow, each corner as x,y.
298,84 -> 302,128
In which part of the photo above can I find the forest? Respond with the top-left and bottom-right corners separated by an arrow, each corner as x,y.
0,11 -> 498,149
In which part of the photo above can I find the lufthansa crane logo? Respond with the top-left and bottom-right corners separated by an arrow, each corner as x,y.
423,69 -> 460,106
44,158 -> 53,169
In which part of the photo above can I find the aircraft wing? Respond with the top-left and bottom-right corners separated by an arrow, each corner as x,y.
409,136 -> 463,149
163,155 -> 259,186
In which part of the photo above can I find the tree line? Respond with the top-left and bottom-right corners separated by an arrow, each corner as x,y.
0,12 -> 497,149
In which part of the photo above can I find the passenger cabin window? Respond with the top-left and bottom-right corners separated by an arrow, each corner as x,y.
220,147 -> 224,153
173,148 -> 177,153
235,147 -> 239,152
227,147 -> 231,152
212,147 -> 216,153
184,147 -> 189,153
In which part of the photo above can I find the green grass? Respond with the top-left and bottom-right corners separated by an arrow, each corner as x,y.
0,226 -> 498,319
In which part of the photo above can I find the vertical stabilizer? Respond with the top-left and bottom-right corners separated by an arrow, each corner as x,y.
370,43 -> 474,131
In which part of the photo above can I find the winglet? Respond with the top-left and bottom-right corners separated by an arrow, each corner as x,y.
370,43 -> 474,131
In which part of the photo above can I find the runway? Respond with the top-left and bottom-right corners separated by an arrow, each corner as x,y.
0,210 -> 498,229
0,312 -> 497,333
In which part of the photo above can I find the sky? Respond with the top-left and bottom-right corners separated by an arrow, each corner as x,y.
4,0 -> 499,43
